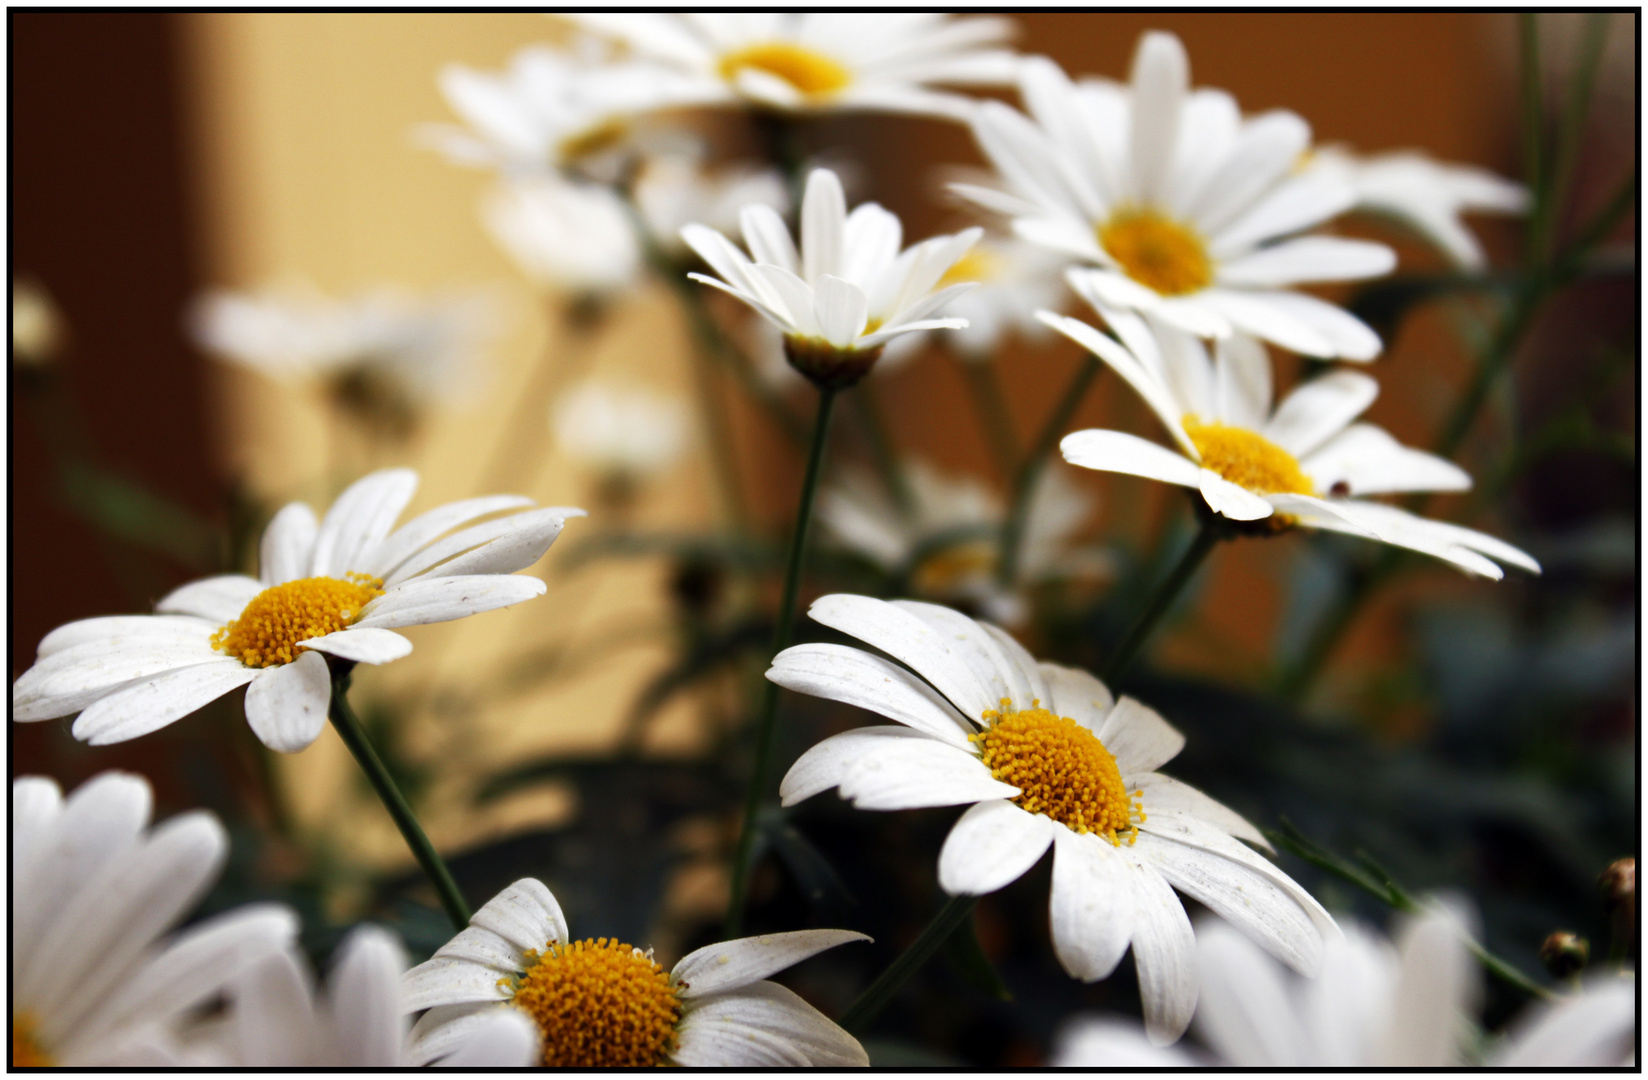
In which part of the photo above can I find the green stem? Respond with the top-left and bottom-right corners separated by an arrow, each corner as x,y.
1520,14 -> 1548,251
725,386 -> 838,936
1539,13 -> 1611,264
852,381 -> 915,518
958,355 -> 1021,484
997,353 -> 1102,587
327,663 -> 471,932
839,894 -> 978,1031
1102,517 -> 1220,686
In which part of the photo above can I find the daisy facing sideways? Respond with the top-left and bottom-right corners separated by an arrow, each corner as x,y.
12,771 -> 298,1066
12,469 -> 582,753
402,877 -> 870,1067
1043,294 -> 1539,579
683,167 -> 981,388
958,32 -> 1393,360
773,594 -> 1338,1044
567,12 -> 1018,121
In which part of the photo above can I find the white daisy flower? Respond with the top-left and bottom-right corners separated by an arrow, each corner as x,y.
1306,145 -> 1531,270
1053,909 -> 1636,1067
773,595 -> 1337,1044
934,233 -> 1071,360
818,459 -> 1107,625
483,172 -> 643,295
422,40 -> 714,180
401,877 -> 870,1067
634,150 -> 790,259
1043,294 -> 1540,579
211,926 -> 538,1067
567,13 -> 1018,121
957,33 -> 1395,360
682,167 -> 981,388
11,771 -> 299,1066
552,378 -> 690,481
13,277 -> 65,368
12,469 -> 583,753
192,283 -> 500,416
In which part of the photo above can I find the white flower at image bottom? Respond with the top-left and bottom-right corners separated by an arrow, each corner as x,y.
12,772 -> 298,1066
1044,295 -> 1540,578
12,469 -> 582,753
773,595 -> 1337,1043
402,878 -> 870,1067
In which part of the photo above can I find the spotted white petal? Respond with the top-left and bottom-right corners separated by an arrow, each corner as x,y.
364,494 -> 535,580
674,982 -> 867,1067
243,652 -> 331,754
834,733 -> 1015,810
807,593 -> 996,719
35,614 -> 216,659
309,469 -> 419,579
1128,853 -> 1199,1045
1129,772 -> 1267,849
468,877 -> 569,955
1096,696 -> 1186,776
672,929 -> 869,999
432,1008 -> 539,1068
355,575 -> 547,629
780,726 -> 935,807
297,627 -> 412,666
888,598 -> 1034,713
71,662 -> 259,746
155,575 -> 264,624
1048,830 -> 1135,982
938,798 -> 1056,896
767,643 -> 975,748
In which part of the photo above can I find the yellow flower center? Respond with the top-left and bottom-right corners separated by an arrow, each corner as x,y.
1183,417 -> 1316,496
718,42 -> 853,99
971,700 -> 1144,843
1097,207 -> 1213,296
912,542 -> 997,595
938,247 -> 1000,288
13,1013 -> 52,1067
508,937 -> 682,1068
210,574 -> 384,668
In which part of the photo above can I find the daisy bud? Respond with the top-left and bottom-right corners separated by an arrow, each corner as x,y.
1539,931 -> 1589,979
1599,856 -> 1636,909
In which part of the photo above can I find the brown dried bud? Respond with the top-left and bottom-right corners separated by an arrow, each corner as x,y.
783,335 -> 883,391
1600,857 -> 1636,907
1539,931 -> 1589,979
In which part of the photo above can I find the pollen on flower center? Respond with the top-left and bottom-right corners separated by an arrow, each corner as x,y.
13,1013 -> 52,1067
210,573 -> 384,668
971,700 -> 1143,843
1183,417 -> 1316,496
1097,207 -> 1213,296
508,937 -> 682,1068
718,42 -> 853,99
913,541 -> 997,594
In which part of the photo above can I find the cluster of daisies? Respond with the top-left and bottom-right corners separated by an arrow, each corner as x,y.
15,13 -> 1624,1070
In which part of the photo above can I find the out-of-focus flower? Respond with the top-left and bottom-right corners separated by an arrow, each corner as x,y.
1306,146 -> 1530,270
552,378 -> 690,481
774,595 -> 1337,1044
206,927 -> 538,1067
959,33 -> 1393,360
817,459 -> 1107,624
634,152 -> 789,259
934,234 -> 1070,360
483,173 -> 643,295
12,277 -> 65,367
422,40 -> 714,180
192,284 -> 500,435
1047,292 -> 1540,578
1052,908 -> 1636,1067
568,13 -> 1018,121
13,469 -> 582,753
11,771 -> 298,1066
402,878 -> 869,1066
683,167 -> 979,388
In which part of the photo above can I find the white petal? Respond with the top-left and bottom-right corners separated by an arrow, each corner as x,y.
889,599 -> 1035,713
363,494 -> 535,580
1208,171 -> 1357,257
1130,772 -> 1267,849
806,594 -> 996,720
836,733 -> 1015,811
1214,333 -> 1272,430
11,775 -> 64,881
740,203 -> 799,275
814,274 -> 869,346
401,955 -> 513,1013
16,638 -> 224,721
1245,290 -> 1384,362
1097,696 -> 1186,775
433,1008 -> 539,1068
243,652 -> 331,753
354,575 -> 547,629
1494,978 -> 1637,1067
1128,31 -> 1188,204
258,502 -> 319,586
298,627 -> 412,666
327,926 -> 409,1067
1218,237 -> 1395,288
1060,428 -> 1202,489
154,574 -> 264,624
672,1009 -> 810,1066
1200,469 -> 1276,520
1300,423 -> 1471,496
425,925 -> 528,974
1263,371 -> 1379,458
979,622 -> 1050,706
70,662 -> 258,745
780,726 -> 934,807
1193,920 -> 1307,1065
385,507 -> 581,586
675,982 -> 866,1066
468,877 -> 569,955
1042,305 -> 1200,455
767,643 -> 974,748
1048,829 -> 1134,982
1036,661 -> 1115,728
938,799 -> 1056,896
1376,906 -> 1476,1066
35,614 -> 216,658
673,929 -> 869,1000
746,263 -> 822,336
309,468 -> 418,578
233,950 -> 318,1066
1195,289 -> 1334,360
800,168 -> 847,284
407,1003 -> 519,1067
1128,857 -> 1198,1046
1186,110 -> 1311,236
1052,1016 -> 1197,1066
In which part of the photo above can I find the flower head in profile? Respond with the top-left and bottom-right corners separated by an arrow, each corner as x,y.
12,771 -> 298,1066
483,172 -> 643,296
958,32 -> 1394,360
683,167 -> 981,389
209,927 -> 537,1067
1044,294 -> 1540,578
1305,146 -> 1531,270
402,878 -> 869,1067
552,378 -> 690,486
568,13 -> 1018,121
13,469 -> 582,753
774,595 -> 1337,1043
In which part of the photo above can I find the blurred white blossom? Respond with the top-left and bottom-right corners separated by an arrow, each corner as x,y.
634,152 -> 789,259
483,173 -> 642,295
932,234 -> 1070,360
552,378 -> 690,481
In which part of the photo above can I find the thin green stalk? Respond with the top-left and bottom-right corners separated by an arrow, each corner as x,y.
328,663 -> 471,932
839,894 -> 978,1031
958,355 -> 1021,484
1102,517 -> 1220,686
852,381 -> 915,517
1520,14 -> 1547,237
725,386 -> 838,936
997,353 -> 1102,587
1539,13 -> 1611,263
